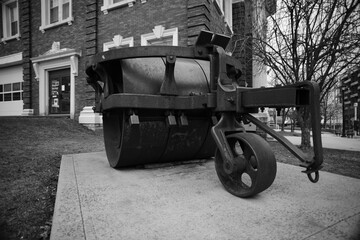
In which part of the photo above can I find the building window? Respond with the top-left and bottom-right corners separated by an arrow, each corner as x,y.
39,0 -> 73,33
0,82 -> 23,102
214,0 -> 233,31
101,0 -> 136,14
141,25 -> 178,46
1,0 -> 20,43
103,35 -> 134,51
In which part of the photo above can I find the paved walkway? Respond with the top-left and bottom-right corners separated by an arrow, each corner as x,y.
50,152 -> 360,240
279,131 -> 360,152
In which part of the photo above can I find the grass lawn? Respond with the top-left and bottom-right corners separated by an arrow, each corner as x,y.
0,117 -> 359,239
0,117 -> 104,240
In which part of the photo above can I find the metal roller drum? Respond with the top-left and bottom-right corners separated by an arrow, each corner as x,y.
100,57 -> 216,168
86,32 -> 324,198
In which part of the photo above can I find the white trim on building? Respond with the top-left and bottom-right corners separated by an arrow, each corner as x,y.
0,52 -> 22,65
31,42 -> 81,119
1,0 -> 21,43
214,0 -> 233,32
141,25 -> 178,46
103,34 -> 134,51
101,0 -> 136,14
0,52 -> 24,116
39,0 -> 74,33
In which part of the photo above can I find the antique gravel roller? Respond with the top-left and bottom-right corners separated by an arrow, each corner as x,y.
86,30 -> 323,197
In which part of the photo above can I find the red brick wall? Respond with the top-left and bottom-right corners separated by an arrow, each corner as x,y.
187,0 -> 232,46
0,0 -> 33,110
96,0 -> 188,49
0,37 -> 23,56
1,0 -> 252,118
30,0 -> 95,116
0,15 -> 23,56
95,0 -> 233,49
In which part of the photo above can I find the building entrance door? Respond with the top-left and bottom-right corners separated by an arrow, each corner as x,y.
49,69 -> 70,114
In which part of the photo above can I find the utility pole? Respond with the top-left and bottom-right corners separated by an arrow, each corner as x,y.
341,86 -> 347,137
355,103 -> 358,121
355,103 -> 358,136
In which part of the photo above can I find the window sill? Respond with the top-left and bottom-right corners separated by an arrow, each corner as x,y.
101,0 -> 136,14
1,34 -> 21,44
39,18 -> 74,33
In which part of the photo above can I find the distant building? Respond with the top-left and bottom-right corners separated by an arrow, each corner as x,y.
0,0 -> 275,124
341,68 -> 360,134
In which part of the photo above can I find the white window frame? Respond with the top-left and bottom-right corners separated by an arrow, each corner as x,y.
101,0 -> 136,14
214,0 -> 233,32
141,25 -> 178,46
0,82 -> 23,102
103,35 -> 134,51
1,0 -> 21,43
39,0 -> 74,33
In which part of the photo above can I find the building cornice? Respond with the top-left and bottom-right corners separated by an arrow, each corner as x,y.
31,49 -> 81,63
0,52 -> 23,68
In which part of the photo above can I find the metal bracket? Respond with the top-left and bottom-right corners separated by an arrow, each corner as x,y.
244,113 -> 311,163
160,55 -> 178,96
211,112 -> 245,174
195,30 -> 231,49
86,73 -> 103,113
237,82 -> 323,182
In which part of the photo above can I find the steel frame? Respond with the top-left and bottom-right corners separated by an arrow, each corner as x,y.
86,31 -> 323,183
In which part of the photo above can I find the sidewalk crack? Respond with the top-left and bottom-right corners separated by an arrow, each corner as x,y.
301,210 -> 360,240
72,158 -> 87,240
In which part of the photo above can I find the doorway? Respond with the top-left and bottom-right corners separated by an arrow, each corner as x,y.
49,69 -> 70,114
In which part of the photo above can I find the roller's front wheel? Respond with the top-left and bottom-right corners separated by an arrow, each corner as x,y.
215,132 -> 277,198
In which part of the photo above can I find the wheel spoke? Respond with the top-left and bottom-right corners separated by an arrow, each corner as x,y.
245,160 -> 257,182
248,155 -> 258,170
242,142 -> 252,160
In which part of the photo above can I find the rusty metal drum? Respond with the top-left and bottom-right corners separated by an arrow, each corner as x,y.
91,56 -> 216,168
86,31 -> 324,198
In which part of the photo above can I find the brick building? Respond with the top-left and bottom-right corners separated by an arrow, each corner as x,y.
341,68 -> 360,135
0,0 -> 275,121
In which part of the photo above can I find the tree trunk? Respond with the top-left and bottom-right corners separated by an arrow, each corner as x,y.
281,109 -> 285,131
323,113 -> 327,129
273,109 -> 277,128
298,107 -> 312,149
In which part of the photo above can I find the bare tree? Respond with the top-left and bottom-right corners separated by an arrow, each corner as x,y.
252,0 -> 360,149
321,87 -> 342,128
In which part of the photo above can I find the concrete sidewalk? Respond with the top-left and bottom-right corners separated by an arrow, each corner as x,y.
50,152 -> 360,240
281,131 -> 360,152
